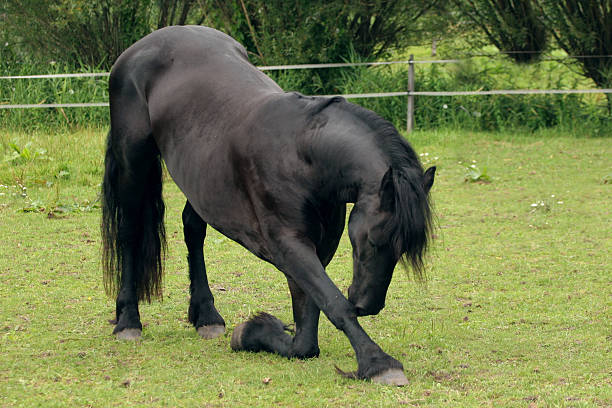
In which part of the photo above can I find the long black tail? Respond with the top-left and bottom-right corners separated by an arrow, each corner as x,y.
101,132 -> 166,303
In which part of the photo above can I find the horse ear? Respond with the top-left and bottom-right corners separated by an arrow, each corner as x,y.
423,166 -> 436,194
379,167 -> 395,211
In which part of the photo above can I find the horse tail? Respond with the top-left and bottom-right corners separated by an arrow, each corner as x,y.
101,130 -> 166,303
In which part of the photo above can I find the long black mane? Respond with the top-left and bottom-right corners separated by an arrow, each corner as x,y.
340,102 -> 433,279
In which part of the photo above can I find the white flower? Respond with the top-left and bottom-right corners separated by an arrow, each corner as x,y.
442,104 -> 448,109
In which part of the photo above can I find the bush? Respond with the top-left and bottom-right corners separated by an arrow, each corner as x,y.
336,57 -> 611,133
0,40 -> 108,130
1,47 -> 610,133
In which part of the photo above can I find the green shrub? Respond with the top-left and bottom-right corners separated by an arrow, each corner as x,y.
338,58 -> 610,133
1,48 -> 610,133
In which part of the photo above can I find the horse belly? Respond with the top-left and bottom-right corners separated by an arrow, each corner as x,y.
160,139 -> 273,261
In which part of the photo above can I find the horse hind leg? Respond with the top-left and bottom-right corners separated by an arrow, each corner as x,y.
183,201 -> 225,339
102,93 -> 165,340
230,278 -> 320,358
229,277 -> 316,358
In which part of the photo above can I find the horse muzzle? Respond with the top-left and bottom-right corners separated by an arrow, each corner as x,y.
348,286 -> 385,316
354,302 -> 384,317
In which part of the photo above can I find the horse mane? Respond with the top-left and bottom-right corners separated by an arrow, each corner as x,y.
336,101 -> 433,280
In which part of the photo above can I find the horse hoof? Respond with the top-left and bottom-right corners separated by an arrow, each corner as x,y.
230,322 -> 247,350
371,369 -> 409,386
197,324 -> 225,339
115,328 -> 142,341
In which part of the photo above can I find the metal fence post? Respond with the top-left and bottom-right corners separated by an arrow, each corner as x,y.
407,54 -> 415,133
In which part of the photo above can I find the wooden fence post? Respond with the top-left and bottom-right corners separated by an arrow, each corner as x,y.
407,54 -> 415,133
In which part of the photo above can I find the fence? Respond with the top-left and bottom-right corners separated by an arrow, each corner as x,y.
1,55 -> 611,132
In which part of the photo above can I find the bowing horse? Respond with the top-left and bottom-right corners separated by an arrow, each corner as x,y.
102,26 -> 435,385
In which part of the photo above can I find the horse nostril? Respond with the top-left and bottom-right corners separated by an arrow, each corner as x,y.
353,302 -> 384,317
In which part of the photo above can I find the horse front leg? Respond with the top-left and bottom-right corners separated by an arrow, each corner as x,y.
233,238 -> 407,385
183,201 -> 225,339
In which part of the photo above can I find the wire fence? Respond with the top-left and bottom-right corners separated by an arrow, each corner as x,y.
1,56 -> 611,131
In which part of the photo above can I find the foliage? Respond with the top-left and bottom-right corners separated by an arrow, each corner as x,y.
0,0 -> 443,76
0,57 -> 109,130
2,50 -> 611,133
207,0 -> 443,94
3,141 -> 48,165
453,0 -> 612,113
533,0 -> 612,113
237,0 -> 441,63
336,55 -> 610,132
156,0 -> 207,27
1,129 -> 611,406
452,0 -> 547,63
1,0 -> 151,68
463,162 -> 491,183
0,0 -> 206,69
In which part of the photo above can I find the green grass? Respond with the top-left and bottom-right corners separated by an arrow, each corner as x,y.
0,128 -> 610,407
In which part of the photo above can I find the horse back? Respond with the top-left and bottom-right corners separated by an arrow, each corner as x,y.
108,26 -> 347,262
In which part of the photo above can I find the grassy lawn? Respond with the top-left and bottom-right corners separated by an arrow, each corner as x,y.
0,127 -> 610,407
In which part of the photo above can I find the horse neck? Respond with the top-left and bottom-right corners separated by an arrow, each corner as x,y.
308,128 -> 389,204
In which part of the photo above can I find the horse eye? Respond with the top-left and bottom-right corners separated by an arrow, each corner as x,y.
367,227 -> 387,248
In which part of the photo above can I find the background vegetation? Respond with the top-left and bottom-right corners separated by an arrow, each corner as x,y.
1,0 -> 611,132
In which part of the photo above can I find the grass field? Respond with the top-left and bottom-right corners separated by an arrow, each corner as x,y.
0,127 -> 610,407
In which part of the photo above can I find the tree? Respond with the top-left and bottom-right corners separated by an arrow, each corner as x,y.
1,0 -> 446,94
453,0 -> 611,113
208,0 -> 442,93
0,0 -> 206,68
452,0 -> 548,63
224,0 -> 442,64
534,0 -> 612,113
156,0 -> 206,27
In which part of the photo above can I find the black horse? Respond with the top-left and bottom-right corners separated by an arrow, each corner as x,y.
101,26 -> 435,386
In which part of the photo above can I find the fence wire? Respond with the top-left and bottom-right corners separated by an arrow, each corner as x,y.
1,59 -> 611,112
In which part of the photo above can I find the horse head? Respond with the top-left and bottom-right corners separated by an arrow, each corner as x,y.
347,166 -> 436,316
